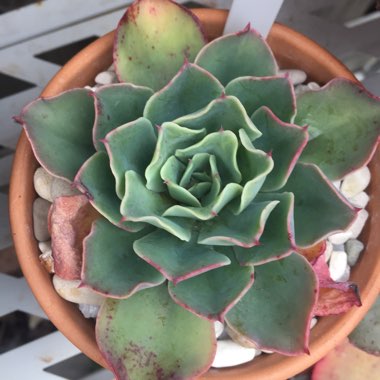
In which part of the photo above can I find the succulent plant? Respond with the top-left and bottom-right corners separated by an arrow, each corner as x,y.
19,0 -> 380,379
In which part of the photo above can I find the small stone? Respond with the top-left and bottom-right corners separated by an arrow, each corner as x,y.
328,231 -> 352,245
333,244 -> 345,252
310,318 -> 318,329
338,265 -> 351,282
261,349 -> 274,354
214,321 -> 224,339
346,239 -> 364,267
329,251 -> 348,282
324,241 -> 333,262
38,240 -> 51,254
307,82 -> 320,90
33,197 -> 51,241
348,209 -> 369,239
294,84 -> 309,96
95,71 -> 117,85
50,177 -> 80,200
341,166 -> 371,198
39,250 -> 54,273
79,303 -> 100,318
53,275 -> 105,305
279,69 -> 307,85
211,340 -> 257,368
348,192 -> 370,209
34,167 -> 53,202
332,180 -> 341,190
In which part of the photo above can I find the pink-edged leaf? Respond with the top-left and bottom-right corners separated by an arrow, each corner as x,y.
50,194 -> 99,280
296,78 -> 380,180
312,255 -> 361,316
96,284 -> 216,380
226,253 -> 318,355
82,218 -> 164,298
168,247 -> 254,322
133,229 -> 231,284
312,339 -> 380,380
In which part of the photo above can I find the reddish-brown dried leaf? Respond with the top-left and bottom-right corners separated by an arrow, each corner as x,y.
312,255 -> 361,316
50,194 -> 99,280
297,240 -> 326,262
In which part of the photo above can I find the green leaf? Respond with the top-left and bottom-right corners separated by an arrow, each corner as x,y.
281,163 -> 357,247
198,200 -> 278,247
96,284 -> 216,380
174,95 -> 261,140
143,63 -> 223,125
145,122 -> 205,192
226,76 -> 296,122
252,107 -> 308,191
82,218 -> 164,297
349,295 -> 380,356
22,88 -> 95,182
195,26 -> 277,86
169,248 -> 254,321
93,84 -> 153,150
75,152 -> 144,232
296,78 -> 380,180
234,192 -> 294,265
134,229 -> 231,284
226,253 -> 318,354
121,170 -> 193,241
105,117 -> 156,199
114,0 -> 206,91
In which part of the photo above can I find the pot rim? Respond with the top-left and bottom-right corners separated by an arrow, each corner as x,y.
9,8 -> 380,380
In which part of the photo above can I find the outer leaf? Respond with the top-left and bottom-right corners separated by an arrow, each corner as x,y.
282,163 -> 357,247
169,248 -> 254,322
104,117 -> 156,199
312,255 -> 361,317
296,78 -> 380,180
145,122 -> 205,192
252,107 -> 308,191
82,218 -> 164,298
22,88 -> 95,182
226,253 -> 318,355
195,26 -> 277,86
74,152 -> 144,232
114,0 -> 206,91
349,296 -> 380,356
143,63 -> 223,125
234,192 -> 294,265
197,200 -> 278,247
133,229 -> 231,284
121,170 -> 193,241
311,339 -> 380,380
93,84 -> 153,150
225,76 -> 296,122
174,95 -> 261,140
96,285 -> 216,380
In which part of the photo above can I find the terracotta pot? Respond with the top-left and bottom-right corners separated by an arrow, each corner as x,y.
9,8 -> 380,380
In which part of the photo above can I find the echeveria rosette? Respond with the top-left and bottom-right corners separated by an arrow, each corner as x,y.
19,1 -> 380,379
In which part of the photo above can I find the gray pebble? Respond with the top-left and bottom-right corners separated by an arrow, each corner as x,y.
50,177 -> 80,200
38,240 -> 51,254
34,167 -> 53,202
33,197 -> 51,241
79,303 -> 100,318
345,239 -> 364,267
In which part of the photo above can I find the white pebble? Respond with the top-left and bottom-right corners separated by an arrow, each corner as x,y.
338,265 -> 351,282
261,349 -> 274,354
214,321 -> 224,339
294,84 -> 309,96
50,176 -> 80,200
52,275 -> 105,305
38,240 -> 51,254
33,197 -> 51,241
310,318 -> 318,329
79,303 -> 100,319
328,231 -> 352,245
34,167 -> 53,202
345,239 -> 364,267
324,241 -> 333,262
341,166 -> 371,198
329,251 -> 348,282
332,180 -> 341,190
211,340 -> 257,368
279,69 -> 307,85
95,71 -> 117,85
307,82 -> 320,90
348,209 -> 369,239
348,191 -> 369,209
